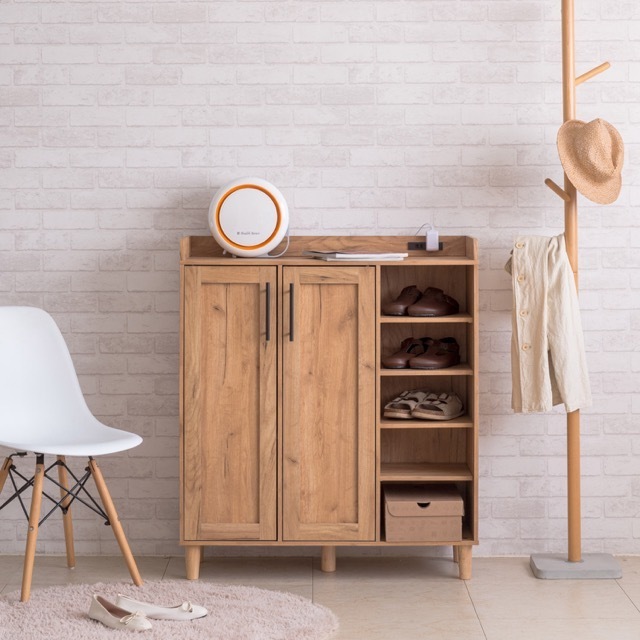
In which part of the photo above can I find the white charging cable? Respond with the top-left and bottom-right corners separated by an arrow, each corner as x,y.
266,229 -> 290,258
414,222 -> 440,252
254,229 -> 290,258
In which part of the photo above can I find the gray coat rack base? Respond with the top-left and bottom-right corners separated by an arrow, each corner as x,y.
530,553 -> 622,580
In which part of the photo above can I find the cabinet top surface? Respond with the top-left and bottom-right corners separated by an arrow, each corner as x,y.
180,235 -> 478,266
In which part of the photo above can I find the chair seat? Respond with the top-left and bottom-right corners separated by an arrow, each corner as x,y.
0,423 -> 142,457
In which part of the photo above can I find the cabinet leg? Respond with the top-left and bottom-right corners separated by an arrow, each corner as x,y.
185,546 -> 202,580
320,546 -> 336,573
457,546 -> 472,580
453,546 -> 459,564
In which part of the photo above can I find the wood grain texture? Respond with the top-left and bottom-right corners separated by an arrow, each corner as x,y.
282,266 -> 376,541
179,236 -> 478,572
380,463 -> 472,482
182,236 -> 475,263
381,429 -> 467,465
183,266 -> 277,541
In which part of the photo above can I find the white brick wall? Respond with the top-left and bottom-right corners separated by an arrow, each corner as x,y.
1,0 -> 639,558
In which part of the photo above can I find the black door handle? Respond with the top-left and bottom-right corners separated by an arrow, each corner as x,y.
265,282 -> 271,341
289,283 -> 294,342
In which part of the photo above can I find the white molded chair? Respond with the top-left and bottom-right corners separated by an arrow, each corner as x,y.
0,306 -> 143,601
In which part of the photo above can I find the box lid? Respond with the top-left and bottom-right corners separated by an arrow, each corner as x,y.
384,484 -> 464,518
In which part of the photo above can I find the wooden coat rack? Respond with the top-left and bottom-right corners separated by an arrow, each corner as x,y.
530,0 -> 621,579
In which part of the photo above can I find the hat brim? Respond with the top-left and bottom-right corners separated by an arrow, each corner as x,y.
557,119 -> 623,205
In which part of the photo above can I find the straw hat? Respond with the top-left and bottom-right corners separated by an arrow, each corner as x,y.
557,118 -> 623,205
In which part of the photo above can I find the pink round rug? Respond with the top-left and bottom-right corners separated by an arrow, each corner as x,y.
0,580 -> 339,640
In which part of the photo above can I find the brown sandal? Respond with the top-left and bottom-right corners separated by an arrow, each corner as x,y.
382,285 -> 422,316
409,337 -> 460,370
381,336 -> 428,369
407,287 -> 459,317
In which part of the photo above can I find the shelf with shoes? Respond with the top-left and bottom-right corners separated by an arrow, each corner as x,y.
375,242 -> 478,573
380,329 -> 468,368
379,376 -> 473,427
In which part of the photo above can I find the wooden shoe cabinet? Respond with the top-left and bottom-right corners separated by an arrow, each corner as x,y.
179,235 -> 478,580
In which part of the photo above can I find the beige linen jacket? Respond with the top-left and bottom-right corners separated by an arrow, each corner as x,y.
506,234 -> 592,414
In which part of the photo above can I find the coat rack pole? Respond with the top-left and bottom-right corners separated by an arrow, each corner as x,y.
531,0 -> 621,579
561,0 -> 582,565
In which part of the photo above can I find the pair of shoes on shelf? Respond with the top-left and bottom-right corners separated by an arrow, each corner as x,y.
381,336 -> 460,370
89,593 -> 208,632
384,390 -> 464,421
382,285 -> 459,317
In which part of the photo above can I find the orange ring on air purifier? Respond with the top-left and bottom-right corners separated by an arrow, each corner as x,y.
214,184 -> 282,251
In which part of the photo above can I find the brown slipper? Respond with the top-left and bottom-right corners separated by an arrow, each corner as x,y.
381,336 -> 428,369
407,287 -> 459,317
382,285 -> 422,316
408,337 -> 460,369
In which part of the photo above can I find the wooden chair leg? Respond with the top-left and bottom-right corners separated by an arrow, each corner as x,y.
56,456 -> 76,569
453,545 -> 460,564
88,458 -> 143,586
0,456 -> 12,494
21,455 -> 45,602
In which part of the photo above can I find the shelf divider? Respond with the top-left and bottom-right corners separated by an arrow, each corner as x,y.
379,313 -> 473,324
380,462 -> 472,482
379,364 -> 473,377
379,416 -> 473,430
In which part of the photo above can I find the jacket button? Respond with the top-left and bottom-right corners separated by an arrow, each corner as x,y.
522,344 -> 530,351
515,241 -> 525,249
517,275 -> 525,282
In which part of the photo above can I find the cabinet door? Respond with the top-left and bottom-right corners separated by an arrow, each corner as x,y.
183,266 -> 277,541
282,266 -> 376,541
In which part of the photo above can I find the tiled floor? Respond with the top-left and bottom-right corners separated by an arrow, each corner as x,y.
1,554 -> 639,639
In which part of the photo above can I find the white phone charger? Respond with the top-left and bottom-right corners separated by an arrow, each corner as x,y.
426,228 -> 439,252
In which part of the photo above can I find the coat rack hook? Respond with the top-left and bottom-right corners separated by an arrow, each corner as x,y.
575,61 -> 611,86
544,178 -> 571,202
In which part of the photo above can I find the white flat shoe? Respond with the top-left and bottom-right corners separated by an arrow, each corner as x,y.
116,593 -> 208,621
89,595 -> 152,632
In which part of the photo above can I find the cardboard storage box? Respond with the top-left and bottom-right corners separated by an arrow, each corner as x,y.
384,484 -> 464,542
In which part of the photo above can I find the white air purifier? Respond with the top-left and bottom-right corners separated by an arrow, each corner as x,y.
208,178 -> 289,257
